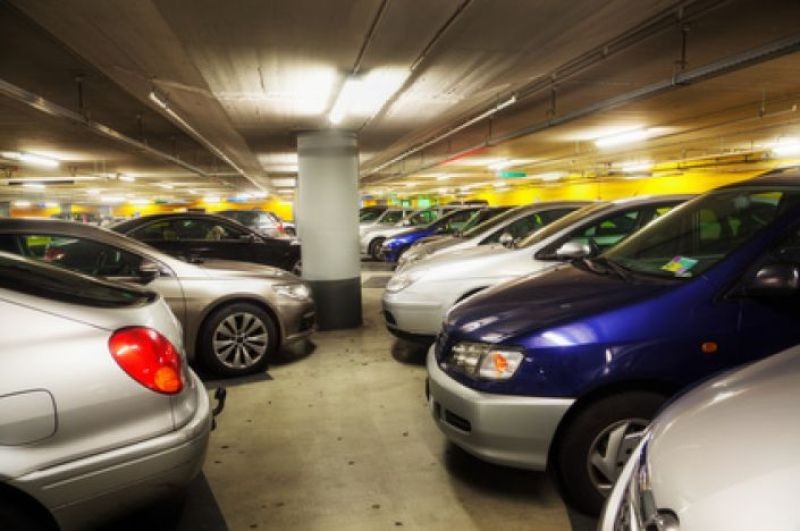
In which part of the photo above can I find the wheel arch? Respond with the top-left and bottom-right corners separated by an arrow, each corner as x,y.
546,379 -> 680,471
191,295 -> 283,357
0,482 -> 58,530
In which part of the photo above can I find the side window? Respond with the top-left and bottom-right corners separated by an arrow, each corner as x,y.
483,213 -> 544,244
131,220 -> 176,241
18,234 -> 143,278
0,234 -> 19,254
442,210 -> 476,232
767,225 -> 800,264
174,219 -> 247,241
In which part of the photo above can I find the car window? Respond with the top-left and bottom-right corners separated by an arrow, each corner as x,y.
130,220 -> 176,241
173,219 -> 247,240
0,234 -> 19,253
483,208 -> 575,244
381,210 -> 405,224
359,208 -> 385,222
17,234 -> 144,278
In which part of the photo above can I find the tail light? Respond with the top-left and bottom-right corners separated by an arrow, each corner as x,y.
109,327 -> 183,394
277,222 -> 285,234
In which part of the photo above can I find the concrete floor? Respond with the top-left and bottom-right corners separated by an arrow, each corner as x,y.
195,268 -> 595,531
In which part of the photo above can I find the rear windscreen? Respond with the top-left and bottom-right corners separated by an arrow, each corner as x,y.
0,252 -> 154,308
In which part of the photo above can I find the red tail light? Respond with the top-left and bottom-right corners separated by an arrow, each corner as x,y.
109,327 -> 183,394
277,222 -> 285,234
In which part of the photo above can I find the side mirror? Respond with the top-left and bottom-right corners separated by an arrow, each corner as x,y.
498,232 -> 514,248
745,263 -> 800,296
402,219 -> 411,227
555,240 -> 593,260
137,260 -> 161,283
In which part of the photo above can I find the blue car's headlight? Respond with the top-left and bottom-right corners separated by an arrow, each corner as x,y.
445,342 -> 524,380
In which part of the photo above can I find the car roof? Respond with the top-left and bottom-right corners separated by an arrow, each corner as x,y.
720,167 -> 800,188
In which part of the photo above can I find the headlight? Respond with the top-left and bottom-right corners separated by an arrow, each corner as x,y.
273,283 -> 311,300
386,272 -> 419,293
447,342 -> 523,380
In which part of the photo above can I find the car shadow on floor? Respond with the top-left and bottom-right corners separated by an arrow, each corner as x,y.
98,474 -> 228,531
390,338 -> 430,365
198,339 -> 316,388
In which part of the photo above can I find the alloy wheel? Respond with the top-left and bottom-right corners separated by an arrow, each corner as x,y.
586,417 -> 650,495
212,312 -> 269,369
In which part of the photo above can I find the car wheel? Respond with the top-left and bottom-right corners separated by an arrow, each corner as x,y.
369,237 -> 385,261
554,391 -> 666,516
199,302 -> 278,377
0,498 -> 51,531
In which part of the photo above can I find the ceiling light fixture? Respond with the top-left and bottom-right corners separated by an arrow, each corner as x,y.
158,183 -> 174,189
772,137 -> 800,157
12,200 -> 31,208
1,151 -> 60,168
129,198 -> 151,206
620,160 -> 654,173
100,195 -> 125,204
118,174 -> 135,182
595,128 -> 651,148
538,172 -> 566,182
22,183 -> 46,190
252,191 -> 269,199
87,188 -> 101,196
328,68 -> 409,125
203,195 -> 221,204
44,201 -> 59,208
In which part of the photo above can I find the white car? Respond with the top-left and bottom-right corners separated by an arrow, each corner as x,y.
360,206 -> 459,260
382,195 -> 691,341
396,201 -> 588,271
600,344 -> 800,531
359,207 -> 413,238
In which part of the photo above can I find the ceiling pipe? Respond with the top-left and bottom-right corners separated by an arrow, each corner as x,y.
366,31 -> 800,185
0,77 -> 210,177
362,0 -> 729,178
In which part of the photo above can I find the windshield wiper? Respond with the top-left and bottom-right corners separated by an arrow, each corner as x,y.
590,256 -> 632,281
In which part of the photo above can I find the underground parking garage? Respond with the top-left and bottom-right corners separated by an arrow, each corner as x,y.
2,0 -> 800,529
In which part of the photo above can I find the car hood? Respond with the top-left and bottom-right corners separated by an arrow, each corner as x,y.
193,258 -> 293,280
445,263 -> 672,343
644,346 -> 800,528
411,242 -> 513,272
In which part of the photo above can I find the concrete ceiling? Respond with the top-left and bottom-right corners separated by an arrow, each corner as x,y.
1,0 -> 800,203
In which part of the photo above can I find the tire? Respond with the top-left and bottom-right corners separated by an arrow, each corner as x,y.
368,237 -> 386,261
291,259 -> 302,276
554,391 -> 667,516
0,498 -> 51,531
199,302 -> 278,377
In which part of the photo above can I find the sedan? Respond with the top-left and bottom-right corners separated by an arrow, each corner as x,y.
601,344 -> 800,530
113,212 -> 302,274
0,251 -> 211,530
0,219 -> 315,377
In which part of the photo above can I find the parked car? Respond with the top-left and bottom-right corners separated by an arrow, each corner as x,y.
359,205 -> 388,224
427,173 -> 800,515
0,251 -> 212,530
217,209 -> 289,238
386,195 -> 687,341
359,207 -> 414,237
0,219 -> 315,377
601,344 -> 800,531
380,206 -> 485,263
397,202 -> 587,270
112,212 -> 302,275
360,206 -> 462,260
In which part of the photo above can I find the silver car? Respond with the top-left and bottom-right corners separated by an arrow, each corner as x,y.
600,344 -> 800,531
0,219 -> 315,377
0,252 -> 211,530
383,195 -> 691,340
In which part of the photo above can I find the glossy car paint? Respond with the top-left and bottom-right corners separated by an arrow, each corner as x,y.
601,345 -> 800,531
113,213 -> 301,272
381,206 -> 483,262
359,208 -> 413,237
429,177 -> 800,474
0,219 -> 315,368
217,209 -> 288,238
359,206 -> 461,256
397,202 -> 588,271
0,254 -> 210,530
384,196 -> 688,339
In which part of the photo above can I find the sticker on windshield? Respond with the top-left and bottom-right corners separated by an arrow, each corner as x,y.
661,256 -> 698,276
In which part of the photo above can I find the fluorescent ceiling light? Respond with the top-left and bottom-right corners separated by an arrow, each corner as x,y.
129,198 -> 151,206
158,183 -> 174,189
13,200 -> 31,208
118,174 -> 135,182
87,188 -> 101,196
44,201 -> 59,208
772,138 -> 800,157
538,172 -> 566,182
203,195 -> 221,204
595,129 -> 651,148
100,195 -> 125,204
22,183 -> 46,190
329,68 -> 409,125
252,191 -> 268,199
2,151 -> 60,168
271,177 -> 296,188
620,160 -> 654,173
488,159 -> 534,171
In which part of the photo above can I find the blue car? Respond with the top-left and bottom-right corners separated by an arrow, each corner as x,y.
427,170 -> 800,515
381,206 -> 483,262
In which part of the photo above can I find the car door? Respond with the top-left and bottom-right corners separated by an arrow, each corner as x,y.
482,208 -> 576,246
127,219 -> 185,258
9,233 -> 186,322
171,217 -> 253,263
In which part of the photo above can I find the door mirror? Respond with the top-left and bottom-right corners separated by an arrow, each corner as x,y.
137,260 -> 161,283
498,232 -> 514,248
745,263 -> 800,296
402,219 -> 411,227
555,240 -> 593,260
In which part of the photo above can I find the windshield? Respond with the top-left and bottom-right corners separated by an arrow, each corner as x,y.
517,202 -> 609,248
359,207 -> 386,222
0,252 -> 154,308
461,205 -> 530,238
605,188 -> 800,279
457,207 -> 510,237
381,210 -> 406,224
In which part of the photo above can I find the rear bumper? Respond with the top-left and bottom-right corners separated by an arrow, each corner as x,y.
11,372 -> 212,531
427,347 -> 573,470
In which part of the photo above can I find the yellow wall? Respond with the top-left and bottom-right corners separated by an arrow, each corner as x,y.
112,196 -> 295,220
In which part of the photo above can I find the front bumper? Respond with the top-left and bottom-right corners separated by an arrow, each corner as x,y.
279,299 -> 316,344
383,290 -> 444,338
12,371 -> 212,531
426,347 -> 573,470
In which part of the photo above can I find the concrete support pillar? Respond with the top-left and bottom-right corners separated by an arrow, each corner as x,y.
296,130 -> 361,330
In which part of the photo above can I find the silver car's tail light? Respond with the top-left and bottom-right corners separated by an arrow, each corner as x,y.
109,327 -> 183,394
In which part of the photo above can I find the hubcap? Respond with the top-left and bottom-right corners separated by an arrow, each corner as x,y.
212,312 -> 268,369
587,418 -> 650,495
